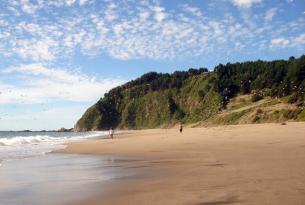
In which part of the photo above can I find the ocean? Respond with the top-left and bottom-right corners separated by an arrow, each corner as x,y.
0,131 -> 107,166
0,131 -> 134,205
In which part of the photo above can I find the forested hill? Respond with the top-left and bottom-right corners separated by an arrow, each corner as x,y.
75,56 -> 305,131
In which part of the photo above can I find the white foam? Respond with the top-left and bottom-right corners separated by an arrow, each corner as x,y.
0,135 -> 65,146
0,131 -> 107,164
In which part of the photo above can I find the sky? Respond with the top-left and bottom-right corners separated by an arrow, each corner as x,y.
0,0 -> 304,130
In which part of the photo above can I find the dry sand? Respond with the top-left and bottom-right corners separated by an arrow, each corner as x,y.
60,122 -> 305,205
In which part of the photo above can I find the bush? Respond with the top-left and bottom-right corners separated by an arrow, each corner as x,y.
283,109 -> 302,119
287,92 -> 298,104
297,109 -> 305,121
197,90 -> 205,100
296,99 -> 305,107
273,110 -> 280,114
239,98 -> 246,103
256,109 -> 263,114
216,109 -> 250,124
260,88 -> 273,97
251,93 -> 263,102
252,115 -> 260,123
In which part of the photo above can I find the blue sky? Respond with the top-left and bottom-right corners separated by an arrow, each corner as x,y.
0,0 -> 304,130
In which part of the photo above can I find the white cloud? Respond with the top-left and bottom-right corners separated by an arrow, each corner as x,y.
265,8 -> 277,22
181,4 -> 203,17
0,106 -> 88,130
139,10 -> 150,21
152,6 -> 167,23
291,33 -> 305,46
240,10 -> 257,28
231,0 -> 262,8
104,3 -> 118,22
0,0 -> 304,62
270,37 -> 290,48
270,33 -> 305,48
0,64 -> 126,104
20,0 -> 41,14
13,39 -> 57,61
235,42 -> 245,50
79,0 -> 89,6
65,0 -> 77,6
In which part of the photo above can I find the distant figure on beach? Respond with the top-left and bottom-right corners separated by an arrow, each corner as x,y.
179,123 -> 183,133
109,127 -> 114,139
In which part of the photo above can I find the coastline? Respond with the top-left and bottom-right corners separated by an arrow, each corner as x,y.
60,123 -> 305,205
0,131 -> 116,205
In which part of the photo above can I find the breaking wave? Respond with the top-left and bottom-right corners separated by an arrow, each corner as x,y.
0,131 -> 108,165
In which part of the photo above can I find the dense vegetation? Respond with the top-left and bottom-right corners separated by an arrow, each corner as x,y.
75,56 -> 305,131
215,56 -> 305,106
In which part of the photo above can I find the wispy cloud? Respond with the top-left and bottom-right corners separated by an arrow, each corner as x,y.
292,33 -> 305,46
0,0 -> 304,63
0,64 -> 126,104
0,106 -> 88,130
265,7 -> 277,22
270,37 -> 290,48
270,33 -> 305,48
230,0 -> 262,9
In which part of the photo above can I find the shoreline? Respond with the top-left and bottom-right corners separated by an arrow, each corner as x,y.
59,122 -> 305,205
0,153 -> 134,205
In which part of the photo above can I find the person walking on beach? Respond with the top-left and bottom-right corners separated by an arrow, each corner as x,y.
109,127 -> 114,139
179,122 -> 183,133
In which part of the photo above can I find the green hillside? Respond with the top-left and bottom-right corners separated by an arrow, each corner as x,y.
75,56 -> 305,131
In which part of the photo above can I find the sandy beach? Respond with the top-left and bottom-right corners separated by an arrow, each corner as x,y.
60,123 -> 305,205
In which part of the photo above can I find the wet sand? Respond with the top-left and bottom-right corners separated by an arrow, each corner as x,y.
0,154 -> 134,205
60,123 -> 305,205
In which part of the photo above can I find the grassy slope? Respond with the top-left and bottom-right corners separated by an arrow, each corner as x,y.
202,94 -> 304,126
78,79 -> 305,130
75,73 -> 223,131
75,84 -> 305,131
117,73 -> 223,129
76,80 -> 305,131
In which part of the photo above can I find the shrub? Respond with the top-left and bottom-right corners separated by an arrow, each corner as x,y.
197,90 -> 205,100
287,92 -> 298,104
251,93 -> 263,102
261,88 -> 272,97
283,109 -> 302,119
273,110 -> 280,114
239,98 -> 246,103
297,109 -> 305,121
216,109 -> 251,124
256,109 -> 263,114
252,115 -> 260,123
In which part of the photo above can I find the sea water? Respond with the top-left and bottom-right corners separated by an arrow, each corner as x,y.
0,131 -> 106,165
0,131 -> 133,205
